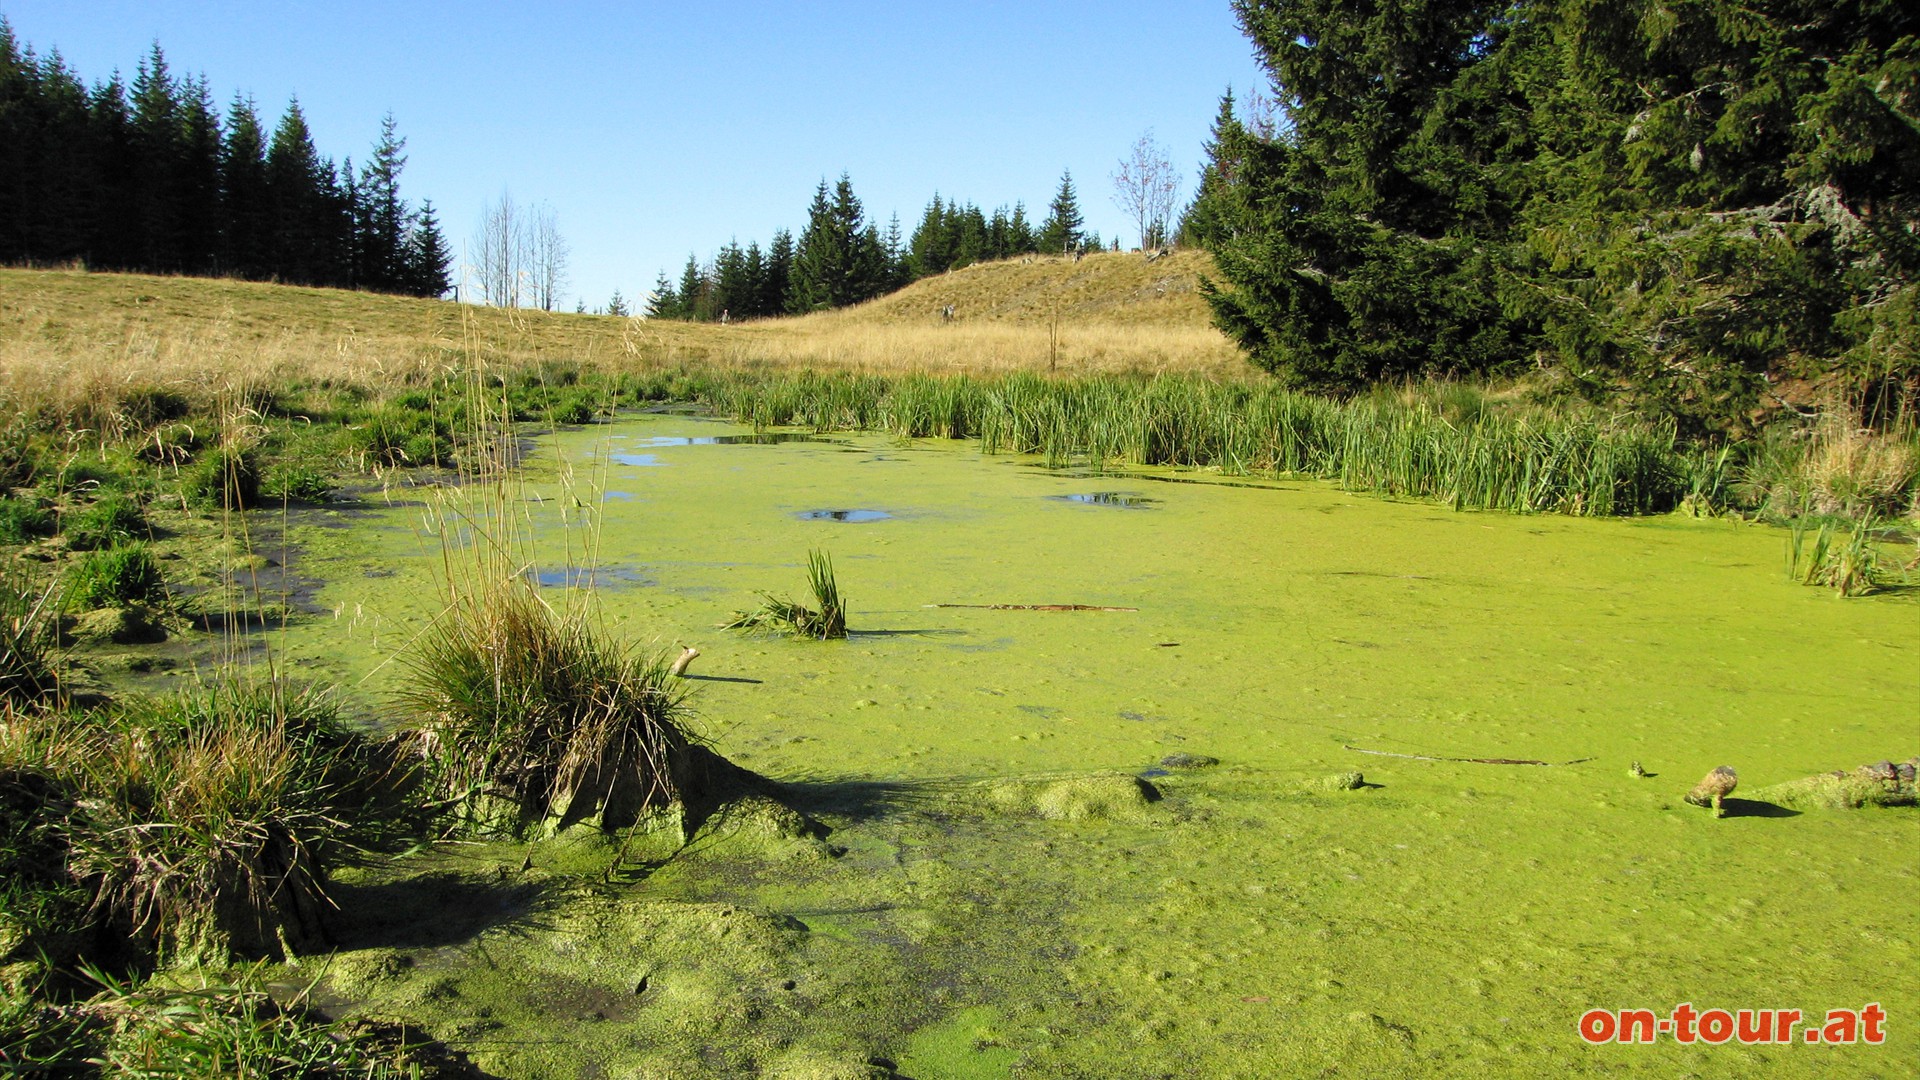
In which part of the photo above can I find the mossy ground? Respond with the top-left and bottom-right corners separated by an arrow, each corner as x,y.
234,416 -> 1917,1076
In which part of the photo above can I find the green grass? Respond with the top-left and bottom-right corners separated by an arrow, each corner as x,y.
723,550 -> 849,639
63,543 -> 165,609
0,571 -> 60,705
0,496 -> 54,543
1787,515 -> 1902,596
398,576 -> 698,838
62,492 -> 147,551
182,445 -> 262,510
702,371 -> 1713,516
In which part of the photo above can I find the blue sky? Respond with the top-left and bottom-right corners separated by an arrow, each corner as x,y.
1,2 -> 1268,308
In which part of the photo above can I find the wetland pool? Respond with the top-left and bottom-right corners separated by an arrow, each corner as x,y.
270,414 -> 1916,1078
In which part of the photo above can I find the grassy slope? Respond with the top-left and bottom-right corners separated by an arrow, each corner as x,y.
0,249 -> 1239,404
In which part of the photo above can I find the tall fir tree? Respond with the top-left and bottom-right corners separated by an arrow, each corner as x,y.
789,175 -> 884,312
677,254 -> 707,321
1039,170 -> 1084,254
175,75 -> 222,274
265,98 -> 331,283
762,229 -> 794,315
218,93 -> 270,277
909,193 -> 954,278
1179,88 -> 1257,247
647,271 -> 676,319
128,43 -> 183,270
357,113 -> 410,292
85,73 -> 139,270
402,199 -> 451,298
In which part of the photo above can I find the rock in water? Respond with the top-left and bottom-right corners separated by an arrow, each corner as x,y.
1685,766 -> 1738,809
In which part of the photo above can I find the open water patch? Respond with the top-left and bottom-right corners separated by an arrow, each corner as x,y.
795,509 -> 892,523
611,452 -> 665,467
1050,492 -> 1157,509
528,565 -> 653,589
629,433 -> 829,447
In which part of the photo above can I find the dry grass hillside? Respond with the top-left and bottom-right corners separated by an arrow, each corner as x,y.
821,247 -> 1218,327
0,250 -> 1242,410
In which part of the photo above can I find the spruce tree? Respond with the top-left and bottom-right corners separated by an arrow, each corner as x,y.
1180,89 -> 1256,247
85,73 -> 138,270
175,75 -> 222,275
742,241 -> 769,317
358,113 -> 409,292
713,240 -> 750,319
1201,0 -> 1525,390
763,229 -> 794,315
128,43 -> 183,270
1008,202 -> 1035,254
265,98 -> 329,283
402,199 -> 451,298
880,213 -> 910,293
909,193 -> 953,278
1039,170 -> 1083,254
219,93 -> 270,277
677,255 -> 707,321
647,272 -> 675,319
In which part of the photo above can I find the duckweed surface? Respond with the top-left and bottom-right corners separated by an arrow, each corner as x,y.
273,416 -> 1917,1077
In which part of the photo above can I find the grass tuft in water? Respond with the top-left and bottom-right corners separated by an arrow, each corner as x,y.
398,576 -> 698,837
722,550 -> 848,640
1787,515 -> 1898,597
63,543 -> 166,609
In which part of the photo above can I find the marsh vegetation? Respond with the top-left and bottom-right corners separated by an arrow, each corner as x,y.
0,257 -> 1913,1076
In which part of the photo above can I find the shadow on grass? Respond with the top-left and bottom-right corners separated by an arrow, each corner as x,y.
1719,797 -> 1801,819
774,774 -> 974,824
327,871 -> 549,951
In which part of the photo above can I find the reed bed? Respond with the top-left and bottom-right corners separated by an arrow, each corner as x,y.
701,371 -> 1718,516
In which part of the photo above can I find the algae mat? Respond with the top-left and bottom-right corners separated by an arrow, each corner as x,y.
276,415 -> 1918,1078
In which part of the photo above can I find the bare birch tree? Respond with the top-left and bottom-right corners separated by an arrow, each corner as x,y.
471,190 -> 527,307
1113,131 -> 1182,251
529,202 -> 569,312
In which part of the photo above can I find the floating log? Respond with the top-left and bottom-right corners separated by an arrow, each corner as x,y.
929,603 -> 1138,612
1342,745 -> 1595,766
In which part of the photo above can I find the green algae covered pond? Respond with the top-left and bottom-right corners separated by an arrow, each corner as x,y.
267,414 -> 1916,1078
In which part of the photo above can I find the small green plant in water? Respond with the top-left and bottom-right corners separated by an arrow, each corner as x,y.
1787,515 -> 1893,597
723,550 -> 847,639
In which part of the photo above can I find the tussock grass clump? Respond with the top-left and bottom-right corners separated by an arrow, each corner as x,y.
722,551 -> 847,639
182,445 -> 262,510
62,492 -> 146,551
0,496 -> 56,543
63,543 -> 166,609
81,969 -> 452,1079
0,679 -> 358,964
0,966 -> 463,1079
399,578 -> 699,837
1801,422 -> 1917,517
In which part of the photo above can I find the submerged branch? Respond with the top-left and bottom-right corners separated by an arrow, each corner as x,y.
1343,745 -> 1595,766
